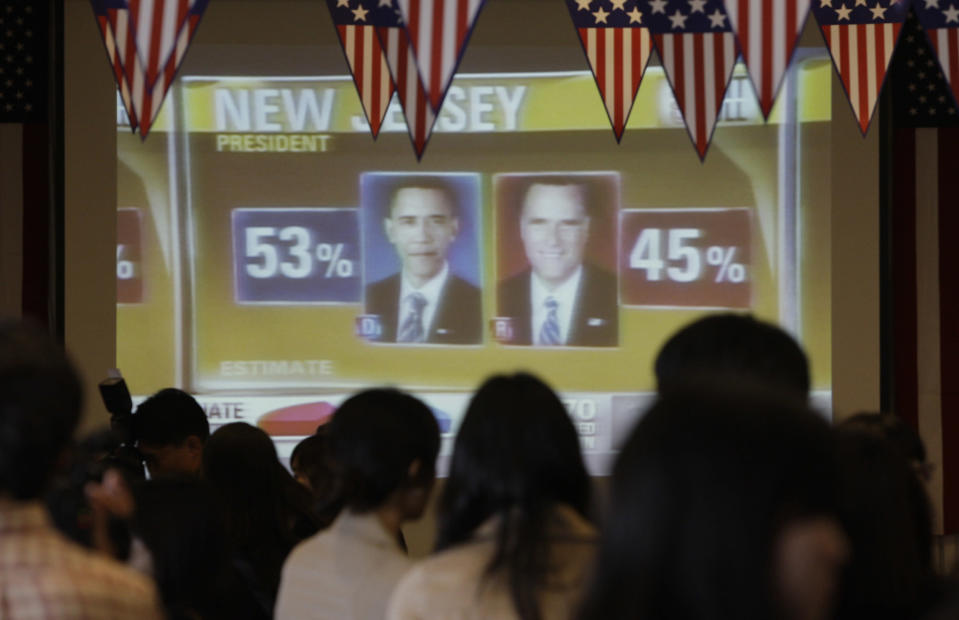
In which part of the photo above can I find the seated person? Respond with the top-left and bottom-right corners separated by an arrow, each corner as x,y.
387,373 -> 596,620
276,389 -> 440,620
133,388 -> 209,478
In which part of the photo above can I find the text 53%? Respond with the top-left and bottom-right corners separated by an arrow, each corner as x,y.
245,226 -> 355,279
629,228 -> 746,284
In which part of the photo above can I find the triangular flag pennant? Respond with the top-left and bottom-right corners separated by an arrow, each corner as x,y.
93,0 -> 139,132
393,0 -> 487,113
915,0 -> 959,111
812,0 -> 910,135
91,0 -> 209,138
374,1 -> 438,159
325,0 -> 395,138
724,0 -> 813,119
640,0 -> 739,160
565,0 -> 654,141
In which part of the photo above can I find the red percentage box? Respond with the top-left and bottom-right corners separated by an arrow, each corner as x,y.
619,208 -> 751,309
117,208 -> 143,304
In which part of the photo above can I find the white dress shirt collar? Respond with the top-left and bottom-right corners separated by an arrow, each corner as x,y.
530,265 -> 583,346
399,261 -> 450,337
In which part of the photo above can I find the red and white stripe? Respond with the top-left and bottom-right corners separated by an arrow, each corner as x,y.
379,25 -> 437,158
395,0 -> 484,112
337,25 -> 395,138
578,27 -> 653,140
926,27 -> 959,111
821,22 -> 901,134
97,14 -> 138,130
725,0 -> 811,118
105,4 -> 199,136
654,32 -> 738,158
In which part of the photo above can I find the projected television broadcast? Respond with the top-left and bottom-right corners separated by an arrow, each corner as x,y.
116,52 -> 834,472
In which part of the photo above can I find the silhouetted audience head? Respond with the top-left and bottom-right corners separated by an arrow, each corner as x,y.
202,422 -> 317,615
0,320 -> 82,500
436,372 -> 591,620
290,426 -> 342,528
134,388 -> 209,478
654,313 -> 810,402
578,385 -> 846,620
328,388 -> 440,518
832,413 -> 939,620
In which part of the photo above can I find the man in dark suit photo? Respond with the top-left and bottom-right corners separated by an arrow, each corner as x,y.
365,180 -> 482,345
497,181 -> 618,347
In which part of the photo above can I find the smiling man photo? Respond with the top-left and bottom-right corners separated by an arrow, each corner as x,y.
363,176 -> 483,345
497,177 -> 618,347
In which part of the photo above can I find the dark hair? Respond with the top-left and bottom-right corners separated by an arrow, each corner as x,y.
328,388 -> 440,512
832,416 -> 936,619
578,384 -> 837,620
202,423 -> 318,607
0,320 -> 82,499
385,177 -> 460,219
132,478 -> 231,620
436,372 -> 591,620
290,427 -> 342,528
843,411 -> 928,465
654,313 -> 810,401
134,388 -> 210,446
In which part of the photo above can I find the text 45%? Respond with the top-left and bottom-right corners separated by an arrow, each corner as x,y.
629,228 -> 746,283
245,226 -> 355,279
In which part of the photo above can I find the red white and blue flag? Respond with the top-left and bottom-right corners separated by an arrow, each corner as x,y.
812,0 -> 909,135
326,0 -> 395,138
393,0 -> 486,113
91,0 -> 208,138
373,1 -> 437,158
915,0 -> 959,110
565,0 -> 654,141
640,0 -> 739,159
724,0 -> 812,118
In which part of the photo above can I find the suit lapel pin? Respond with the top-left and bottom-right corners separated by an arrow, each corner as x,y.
587,318 -> 605,327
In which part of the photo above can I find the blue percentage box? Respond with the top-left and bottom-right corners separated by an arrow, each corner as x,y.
232,208 -> 361,304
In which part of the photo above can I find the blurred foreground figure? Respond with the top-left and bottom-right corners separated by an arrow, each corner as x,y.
203,422 -> 319,618
578,384 -> 847,620
0,320 -> 163,618
387,373 -> 595,620
655,313 -> 810,403
290,426 -> 343,529
276,389 -> 440,620
832,413 -> 946,620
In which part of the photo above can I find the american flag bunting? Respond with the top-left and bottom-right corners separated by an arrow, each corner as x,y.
812,0 -> 910,135
724,0 -> 813,118
915,0 -> 959,111
90,0 -> 208,138
374,1 -> 438,158
641,0 -> 739,159
565,0 -> 654,141
326,0 -> 395,138
393,0 -> 486,113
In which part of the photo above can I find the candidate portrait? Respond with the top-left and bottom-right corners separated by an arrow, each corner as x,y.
361,173 -> 483,345
495,173 -> 619,347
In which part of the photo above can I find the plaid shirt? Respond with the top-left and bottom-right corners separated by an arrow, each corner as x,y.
0,501 -> 163,619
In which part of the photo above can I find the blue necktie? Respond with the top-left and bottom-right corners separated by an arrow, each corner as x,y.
539,296 -> 561,346
398,293 -> 428,343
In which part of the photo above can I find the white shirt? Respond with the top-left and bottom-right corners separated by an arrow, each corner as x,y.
398,261 -> 450,339
531,266 -> 583,346
275,511 -> 412,620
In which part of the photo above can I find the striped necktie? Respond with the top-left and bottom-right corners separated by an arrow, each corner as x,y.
398,292 -> 428,343
539,296 -> 561,346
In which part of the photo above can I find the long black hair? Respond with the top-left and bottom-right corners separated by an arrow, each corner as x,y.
436,372 -> 591,620
578,383 -> 838,620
